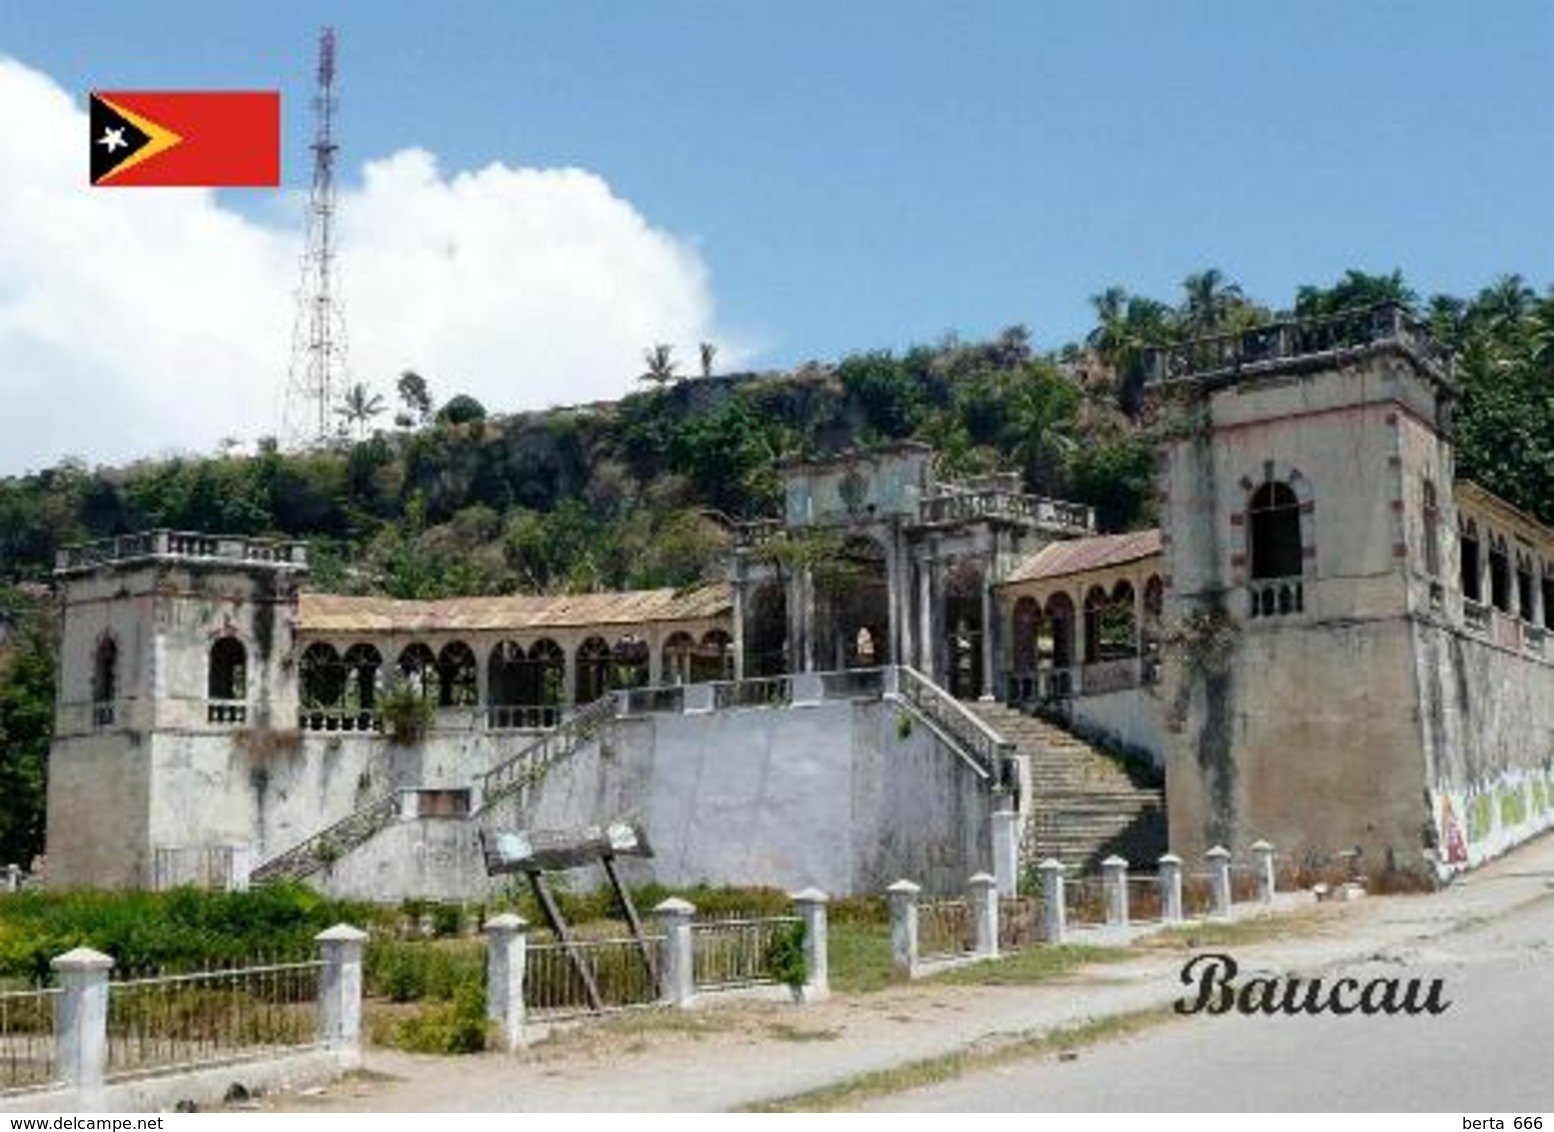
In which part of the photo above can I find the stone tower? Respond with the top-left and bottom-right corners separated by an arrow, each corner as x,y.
46,532 -> 307,888
1147,305 -> 1458,875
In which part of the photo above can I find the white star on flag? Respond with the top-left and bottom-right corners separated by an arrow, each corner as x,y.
98,127 -> 127,152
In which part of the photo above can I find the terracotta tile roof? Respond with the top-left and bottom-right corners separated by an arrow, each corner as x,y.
297,584 -> 732,635
1004,529 -> 1162,584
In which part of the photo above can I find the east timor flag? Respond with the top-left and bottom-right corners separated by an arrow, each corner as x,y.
90,91 -> 280,187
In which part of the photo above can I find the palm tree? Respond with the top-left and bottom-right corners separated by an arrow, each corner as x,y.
641,344 -> 678,385
335,383 -> 386,439
699,341 -> 718,379
1180,269 -> 1246,337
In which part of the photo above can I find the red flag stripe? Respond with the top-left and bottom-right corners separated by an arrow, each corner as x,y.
93,91 -> 280,187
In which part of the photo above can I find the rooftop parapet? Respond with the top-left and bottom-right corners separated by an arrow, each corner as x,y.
53,529 -> 309,576
1143,302 -> 1454,389
917,482 -> 1094,533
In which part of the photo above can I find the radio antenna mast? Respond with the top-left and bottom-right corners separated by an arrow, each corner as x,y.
284,26 -> 346,444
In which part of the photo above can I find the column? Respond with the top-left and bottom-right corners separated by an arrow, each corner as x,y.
1206,846 -> 1232,919
979,556 -> 997,701
990,809 -> 1020,897
897,543 -> 916,671
646,630 -> 663,687
731,567 -> 748,681
791,888 -> 830,1003
1158,853 -> 1184,923
1039,859 -> 1066,944
484,913 -> 528,1052
916,550 -> 934,673
1102,855 -> 1130,929
1251,840 -> 1276,904
885,532 -> 902,669
654,897 -> 696,1007
969,872 -> 999,958
316,923 -> 368,1069
887,879 -> 920,980
560,637 -> 577,710
51,947 -> 113,1101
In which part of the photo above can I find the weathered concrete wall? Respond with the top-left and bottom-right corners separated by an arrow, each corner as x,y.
44,732 -> 151,888
347,699 -> 999,899
1069,687 -> 1166,769
1415,621 -> 1554,876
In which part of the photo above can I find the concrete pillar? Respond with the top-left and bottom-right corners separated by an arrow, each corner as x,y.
1206,845 -> 1232,919
1251,840 -> 1276,904
897,543 -> 915,670
979,558 -> 996,701
560,638 -> 578,709
51,947 -> 113,1100
916,552 -> 933,672
316,923 -> 368,1068
1102,855 -> 1130,929
484,913 -> 528,1052
1158,853 -> 1184,923
885,534 -> 902,668
1038,859 -> 1066,944
654,897 -> 696,1006
791,888 -> 829,1002
886,879 -> 920,980
646,630 -> 663,687
969,872 -> 999,958
990,809 -> 1020,897
731,566 -> 748,681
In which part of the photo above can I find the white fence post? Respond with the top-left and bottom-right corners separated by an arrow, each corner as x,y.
1102,855 -> 1130,929
1252,839 -> 1276,904
969,872 -> 999,958
654,897 -> 696,1007
990,810 -> 1020,897
484,913 -> 528,1051
1038,859 -> 1066,944
51,947 -> 113,1102
887,879 -> 920,980
1158,853 -> 1184,923
2,863 -> 21,892
791,888 -> 830,1002
316,923 -> 367,1069
1206,845 -> 1232,919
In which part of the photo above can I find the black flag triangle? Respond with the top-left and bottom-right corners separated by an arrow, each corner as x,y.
89,94 -> 182,184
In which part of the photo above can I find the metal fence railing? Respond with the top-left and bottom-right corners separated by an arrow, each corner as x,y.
917,899 -> 974,960
690,916 -> 801,992
1063,876 -> 1107,925
997,896 -> 1043,950
0,987 -> 59,1095
1125,875 -> 1164,923
105,959 -> 322,1080
524,937 -> 660,1020
1182,872 -> 1218,918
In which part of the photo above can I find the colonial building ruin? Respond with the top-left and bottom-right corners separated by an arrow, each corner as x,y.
43,305 -> 1554,896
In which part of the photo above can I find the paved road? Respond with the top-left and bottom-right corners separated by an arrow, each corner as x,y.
870,874 -> 1554,1111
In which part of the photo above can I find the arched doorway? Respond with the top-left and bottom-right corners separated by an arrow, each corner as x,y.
816,536 -> 891,671
944,557 -> 985,700
745,582 -> 788,677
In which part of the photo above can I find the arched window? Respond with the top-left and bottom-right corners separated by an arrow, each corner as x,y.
661,632 -> 697,685
1488,535 -> 1511,613
1460,520 -> 1482,602
1543,565 -> 1554,631
528,639 -> 566,707
342,643 -> 382,709
397,643 -> 437,700
1045,593 -> 1075,669
1082,586 -> 1108,664
436,642 -> 478,707
208,637 -> 247,700
488,641 -> 525,706
1515,552 -> 1535,622
575,637 -> 612,704
92,636 -> 118,705
1249,482 -> 1302,579
1104,580 -> 1138,658
693,629 -> 735,683
1011,597 -> 1040,673
300,642 -> 345,708
610,635 -> 650,690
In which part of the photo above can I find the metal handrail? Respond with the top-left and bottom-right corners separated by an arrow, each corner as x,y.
894,665 -> 1014,779
248,792 -> 401,885
474,692 -> 620,814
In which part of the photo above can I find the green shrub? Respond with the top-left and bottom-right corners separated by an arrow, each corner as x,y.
384,978 -> 488,1054
765,921 -> 807,990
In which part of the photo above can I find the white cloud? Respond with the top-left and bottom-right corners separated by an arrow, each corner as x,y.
0,58 -> 733,476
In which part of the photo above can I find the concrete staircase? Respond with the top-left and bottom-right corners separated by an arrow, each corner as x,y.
970,701 -> 1166,871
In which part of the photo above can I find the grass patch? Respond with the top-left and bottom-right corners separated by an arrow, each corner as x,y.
1136,914 -> 1320,952
827,921 -> 894,994
745,1006 -> 1176,1112
926,944 -> 1131,987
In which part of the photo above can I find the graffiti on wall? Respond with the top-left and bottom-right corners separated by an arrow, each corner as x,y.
1431,763 -> 1554,876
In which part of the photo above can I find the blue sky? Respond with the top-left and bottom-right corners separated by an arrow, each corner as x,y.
0,2 -> 1550,470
